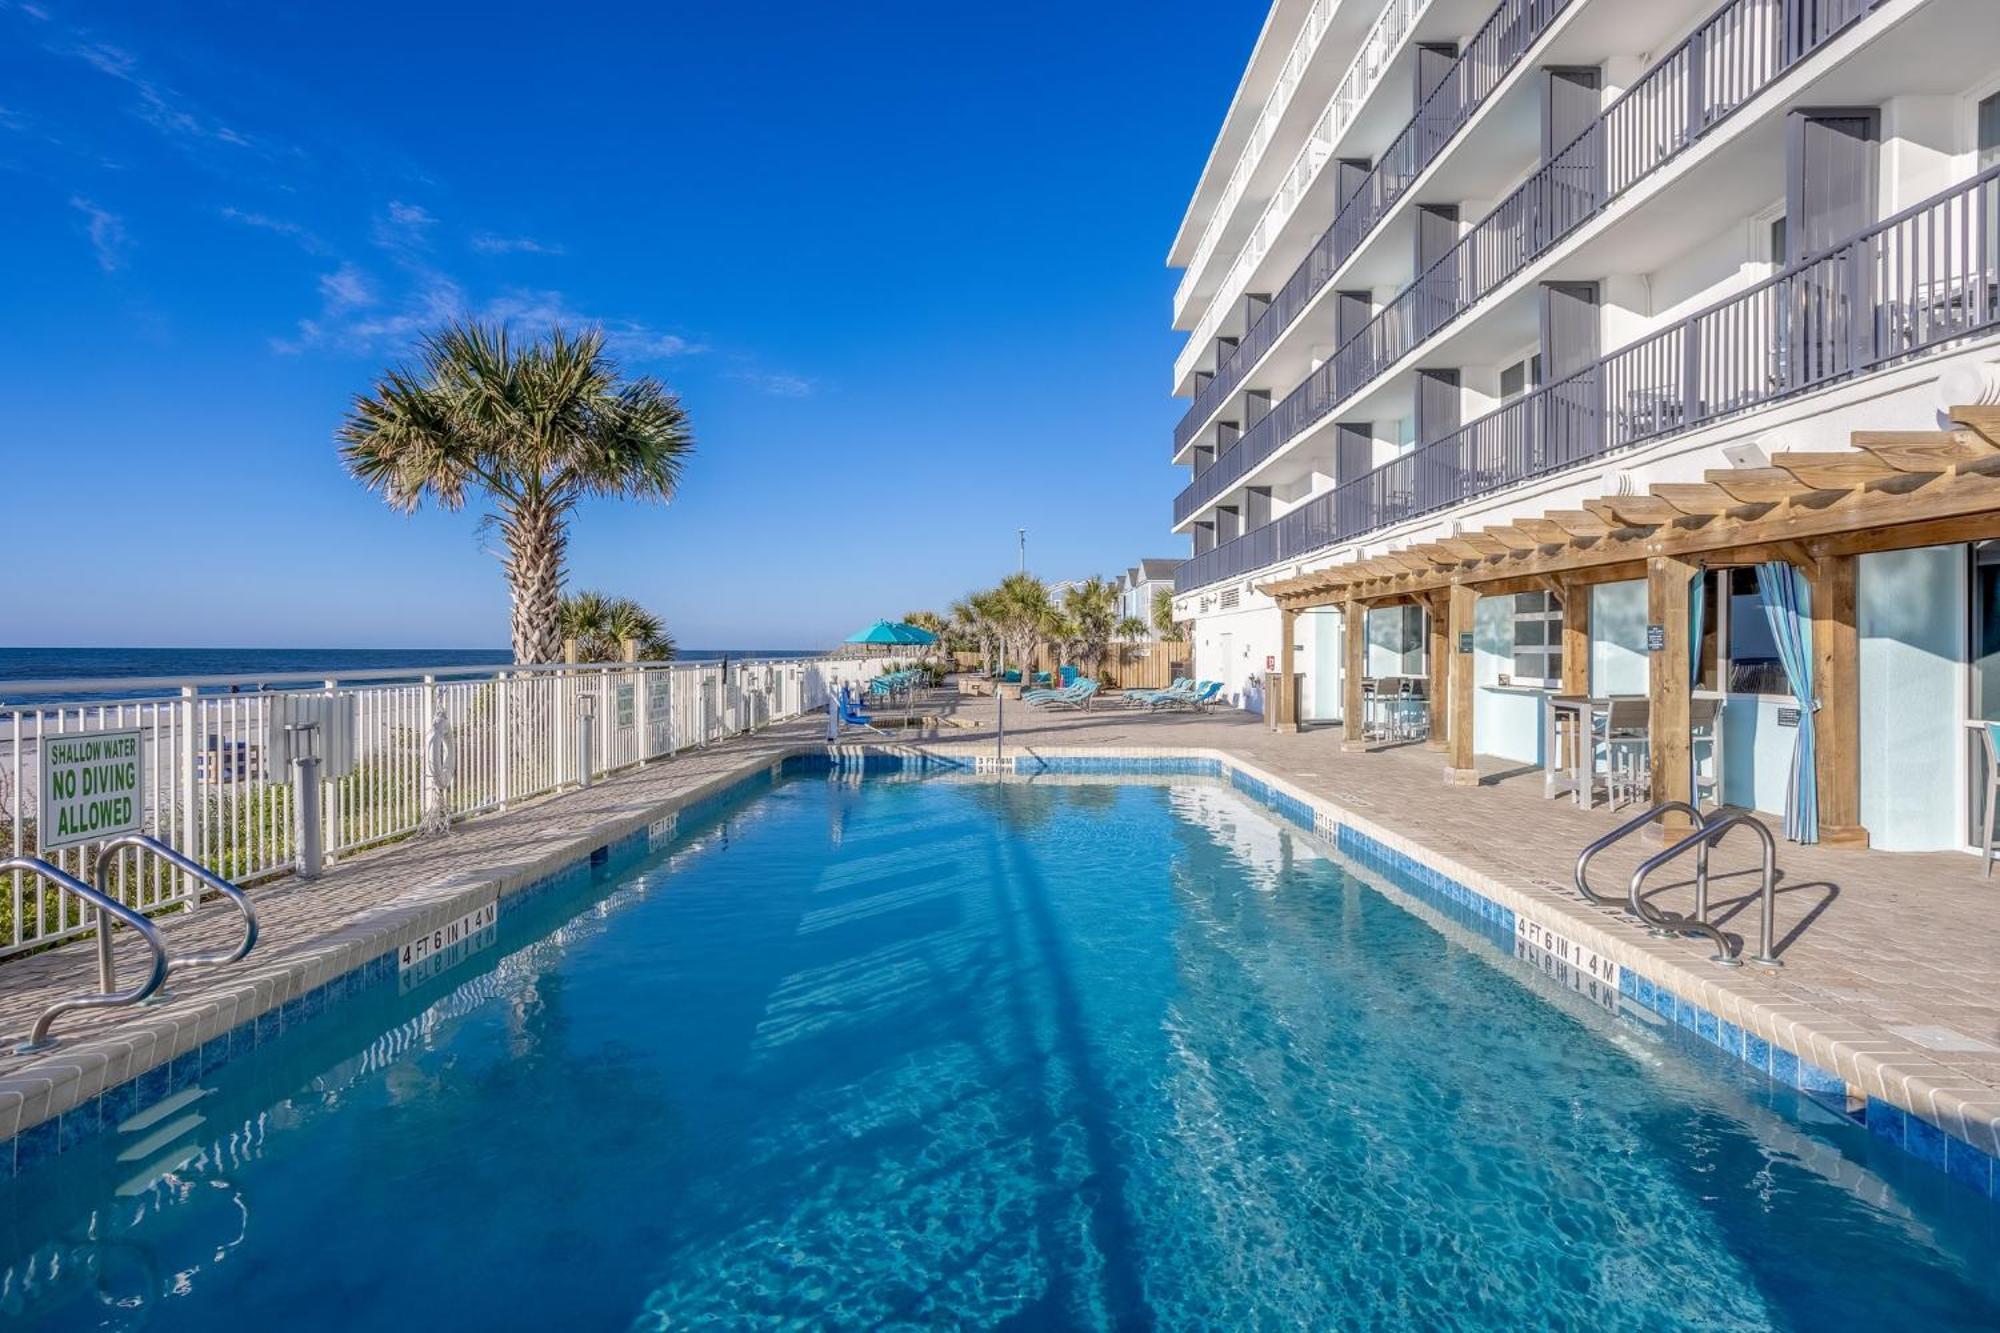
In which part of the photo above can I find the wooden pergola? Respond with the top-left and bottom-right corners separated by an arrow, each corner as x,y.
1261,406 -> 2000,848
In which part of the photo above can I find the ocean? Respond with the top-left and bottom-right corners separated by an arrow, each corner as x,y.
0,647 -> 826,703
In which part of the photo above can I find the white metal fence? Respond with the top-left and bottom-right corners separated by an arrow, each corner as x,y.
0,656 -> 886,958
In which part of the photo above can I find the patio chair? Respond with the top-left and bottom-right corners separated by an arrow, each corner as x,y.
1600,696 -> 1651,809
1123,677 -> 1189,707
1150,681 -> 1221,712
1033,679 -> 1099,711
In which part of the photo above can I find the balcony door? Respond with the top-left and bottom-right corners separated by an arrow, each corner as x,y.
1784,108 -> 1878,389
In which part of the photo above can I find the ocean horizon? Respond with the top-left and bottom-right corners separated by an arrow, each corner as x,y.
0,646 -> 833,701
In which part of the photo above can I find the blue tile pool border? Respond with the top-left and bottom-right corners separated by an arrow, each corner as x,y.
6,741 -> 1995,1205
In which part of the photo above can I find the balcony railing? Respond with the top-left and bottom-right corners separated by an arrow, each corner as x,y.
1177,164 -> 2000,592
1174,0 -> 1577,457
1175,0 -> 1881,523
1176,0 -> 1434,360
1174,0 -> 1348,320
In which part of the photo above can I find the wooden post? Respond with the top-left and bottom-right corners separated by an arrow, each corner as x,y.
1425,592 -> 1449,750
1444,583 -> 1479,785
1277,606 -> 1299,734
1648,555 -> 1695,834
1810,549 -> 1870,848
1560,579 -> 1591,696
1342,600 -> 1368,751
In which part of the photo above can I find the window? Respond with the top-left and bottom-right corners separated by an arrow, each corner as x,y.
1507,591 -> 1562,685
1500,353 -> 1542,403
1980,92 -> 2000,171
1722,568 -> 1791,695
1768,215 -> 1788,267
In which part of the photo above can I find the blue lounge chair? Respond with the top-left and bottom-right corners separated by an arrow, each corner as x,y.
1123,678 -> 1189,707
1029,679 -> 1098,710
1149,680 -> 1222,712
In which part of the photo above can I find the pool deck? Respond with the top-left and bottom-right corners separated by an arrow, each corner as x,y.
4,690 -> 2000,1188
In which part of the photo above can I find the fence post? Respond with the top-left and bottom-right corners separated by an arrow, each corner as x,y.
496,671 -> 512,810
577,690 -> 596,790
636,666 -> 652,764
178,685 -> 200,878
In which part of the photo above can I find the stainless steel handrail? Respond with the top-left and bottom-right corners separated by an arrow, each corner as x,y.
1688,814 -> 1783,968
5,855 -> 171,1053
1630,826 -> 1749,968
1574,801 -> 1706,907
94,833 -> 258,971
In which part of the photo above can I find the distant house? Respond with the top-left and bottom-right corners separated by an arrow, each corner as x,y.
1115,559 -> 1180,638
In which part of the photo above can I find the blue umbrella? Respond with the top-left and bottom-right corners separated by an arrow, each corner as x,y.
844,620 -> 938,647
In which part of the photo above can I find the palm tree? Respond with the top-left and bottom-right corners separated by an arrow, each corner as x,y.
559,591 -> 676,661
994,573 -> 1053,680
1114,615 -> 1150,641
1152,587 -> 1185,643
951,592 -> 1004,675
338,321 -> 693,664
1060,576 -> 1119,680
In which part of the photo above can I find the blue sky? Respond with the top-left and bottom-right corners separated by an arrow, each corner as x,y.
0,0 -> 1263,650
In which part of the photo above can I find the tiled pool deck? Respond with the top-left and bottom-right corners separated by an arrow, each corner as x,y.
4,694 -> 2000,1200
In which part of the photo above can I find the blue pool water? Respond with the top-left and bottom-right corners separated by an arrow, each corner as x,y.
4,774 -> 1997,1329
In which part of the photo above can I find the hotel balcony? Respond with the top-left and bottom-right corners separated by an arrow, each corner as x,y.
1179,161 -> 2000,593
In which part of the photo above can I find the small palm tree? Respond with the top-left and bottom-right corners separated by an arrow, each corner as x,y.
338,321 -> 692,664
560,591 -> 675,661
1061,576 -> 1119,680
994,573 -> 1052,680
951,593 -> 1004,675
1115,615 -> 1150,641
1152,587 -> 1185,643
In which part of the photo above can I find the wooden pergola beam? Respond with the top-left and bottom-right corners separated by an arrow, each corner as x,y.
1770,450 -> 1905,490
1852,429 -> 1998,471
1649,482 -> 1744,516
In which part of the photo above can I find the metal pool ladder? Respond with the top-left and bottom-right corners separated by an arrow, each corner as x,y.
11,836 -> 260,1054
1574,803 -> 1783,969
5,854 -> 171,1054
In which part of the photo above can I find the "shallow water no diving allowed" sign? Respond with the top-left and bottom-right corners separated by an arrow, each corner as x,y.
40,729 -> 144,851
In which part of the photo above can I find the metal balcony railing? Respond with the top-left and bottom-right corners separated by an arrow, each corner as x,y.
1174,0 -> 1578,458
1175,0 -> 1435,364
1175,0 -> 1883,523
1177,164 -> 2000,592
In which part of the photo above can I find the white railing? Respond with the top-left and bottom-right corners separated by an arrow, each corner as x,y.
1173,0 -> 1345,321
0,656 -> 886,958
1175,0 -> 1432,391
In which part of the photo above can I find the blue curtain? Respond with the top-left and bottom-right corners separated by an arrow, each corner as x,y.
1689,570 -> 1706,688
1755,561 -> 1817,843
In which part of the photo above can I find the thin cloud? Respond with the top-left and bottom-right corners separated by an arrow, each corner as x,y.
220,206 -> 331,255
68,40 -> 252,151
470,232 -> 564,257
729,369 -> 816,398
69,195 -> 127,271
482,289 -> 703,362
319,263 -> 376,314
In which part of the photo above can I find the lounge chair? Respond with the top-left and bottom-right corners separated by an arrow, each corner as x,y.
1029,679 -> 1098,710
1148,680 -> 1222,712
1122,678 -> 1189,707
834,685 -> 888,734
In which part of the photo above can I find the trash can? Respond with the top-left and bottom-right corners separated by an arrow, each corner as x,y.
1262,671 -> 1304,732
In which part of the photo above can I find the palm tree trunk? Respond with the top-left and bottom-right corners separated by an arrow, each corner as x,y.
503,494 -> 568,663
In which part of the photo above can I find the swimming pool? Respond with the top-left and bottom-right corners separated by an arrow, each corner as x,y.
4,770 -> 1997,1329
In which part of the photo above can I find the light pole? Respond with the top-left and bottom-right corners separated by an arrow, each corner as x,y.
1017,528 -> 1026,574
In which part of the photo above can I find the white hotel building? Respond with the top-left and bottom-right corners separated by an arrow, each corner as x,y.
1166,0 -> 2000,853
